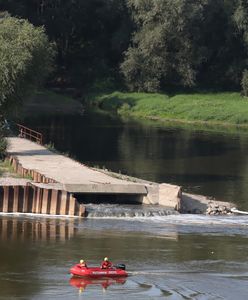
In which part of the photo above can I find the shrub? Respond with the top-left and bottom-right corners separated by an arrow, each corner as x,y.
0,136 -> 7,159
241,69 -> 248,96
117,103 -> 131,116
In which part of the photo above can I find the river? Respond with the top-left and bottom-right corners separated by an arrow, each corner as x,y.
0,110 -> 247,299
24,110 -> 248,210
0,215 -> 247,299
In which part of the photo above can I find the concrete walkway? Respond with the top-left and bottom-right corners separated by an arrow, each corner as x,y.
2,137 -> 237,215
6,137 -> 147,194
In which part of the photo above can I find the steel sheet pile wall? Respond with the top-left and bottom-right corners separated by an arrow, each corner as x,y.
2,157 -> 85,217
0,185 -> 85,217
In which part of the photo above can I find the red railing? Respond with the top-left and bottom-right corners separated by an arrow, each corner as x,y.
17,124 -> 43,145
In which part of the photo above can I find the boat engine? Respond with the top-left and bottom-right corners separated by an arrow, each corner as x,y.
115,263 -> 126,270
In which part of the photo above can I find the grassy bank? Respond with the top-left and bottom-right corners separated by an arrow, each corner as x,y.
88,91 -> 248,126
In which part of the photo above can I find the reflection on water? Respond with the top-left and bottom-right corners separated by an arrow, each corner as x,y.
25,111 -> 248,209
70,277 -> 126,292
0,216 -> 78,300
0,216 -> 77,242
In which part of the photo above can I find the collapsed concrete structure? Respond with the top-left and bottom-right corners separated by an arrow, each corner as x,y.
0,137 -> 234,217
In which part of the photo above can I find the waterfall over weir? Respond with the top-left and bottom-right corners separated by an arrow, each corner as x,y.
85,204 -> 179,218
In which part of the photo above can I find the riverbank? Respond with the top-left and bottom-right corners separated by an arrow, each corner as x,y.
88,91 -> 248,127
20,90 -> 84,117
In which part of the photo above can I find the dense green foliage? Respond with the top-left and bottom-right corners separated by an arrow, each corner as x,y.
0,0 -> 131,88
234,0 -> 248,44
0,119 -> 7,158
0,135 -> 7,159
90,91 -> 248,125
1,0 -> 248,93
241,70 -> 248,96
121,0 -> 246,91
0,14 -> 54,116
121,0 -> 207,91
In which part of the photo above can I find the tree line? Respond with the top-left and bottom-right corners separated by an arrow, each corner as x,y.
1,0 -> 248,95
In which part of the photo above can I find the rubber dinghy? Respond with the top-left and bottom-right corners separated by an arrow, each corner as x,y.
70,263 -> 128,278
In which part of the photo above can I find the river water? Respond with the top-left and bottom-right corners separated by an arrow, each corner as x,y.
1,110 -> 247,299
24,111 -> 248,210
0,214 -> 247,299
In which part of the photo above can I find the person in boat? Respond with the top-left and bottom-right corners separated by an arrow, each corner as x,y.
101,257 -> 112,269
79,259 -> 87,268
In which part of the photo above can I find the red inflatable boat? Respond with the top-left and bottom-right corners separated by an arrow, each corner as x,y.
70,263 -> 128,278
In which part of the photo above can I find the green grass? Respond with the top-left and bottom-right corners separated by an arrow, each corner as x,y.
0,160 -> 17,177
0,160 -> 32,179
88,91 -> 248,126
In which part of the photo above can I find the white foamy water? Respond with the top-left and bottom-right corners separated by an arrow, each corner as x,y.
143,214 -> 248,226
85,203 -> 248,227
85,203 -> 178,219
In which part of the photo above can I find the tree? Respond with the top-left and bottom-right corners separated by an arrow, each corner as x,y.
1,0 -> 246,93
241,69 -> 248,96
0,14 -> 54,116
121,0 -> 208,92
234,0 -> 248,94
197,0 -> 245,89
0,0 -> 132,88
234,0 -> 248,44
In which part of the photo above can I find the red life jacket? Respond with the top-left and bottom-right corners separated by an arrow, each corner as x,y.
101,261 -> 112,269
79,263 -> 87,268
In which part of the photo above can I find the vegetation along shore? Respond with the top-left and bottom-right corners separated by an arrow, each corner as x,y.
88,91 -> 248,127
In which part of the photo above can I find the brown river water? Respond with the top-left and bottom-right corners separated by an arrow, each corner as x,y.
1,110 -> 247,299
0,214 -> 247,299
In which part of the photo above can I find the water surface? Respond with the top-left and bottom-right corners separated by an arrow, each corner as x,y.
12,110 -> 248,299
25,111 -> 248,209
0,214 -> 247,299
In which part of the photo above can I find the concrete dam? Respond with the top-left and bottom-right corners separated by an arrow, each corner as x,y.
1,137 -> 181,216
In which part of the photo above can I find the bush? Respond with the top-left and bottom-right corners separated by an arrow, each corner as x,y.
0,136 -> 7,159
117,103 -> 131,116
241,69 -> 248,96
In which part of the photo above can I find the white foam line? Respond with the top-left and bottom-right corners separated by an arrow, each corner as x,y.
86,214 -> 248,226
128,271 -> 169,276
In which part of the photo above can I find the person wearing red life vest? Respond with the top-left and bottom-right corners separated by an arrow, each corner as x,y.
79,259 -> 87,268
101,257 -> 112,269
